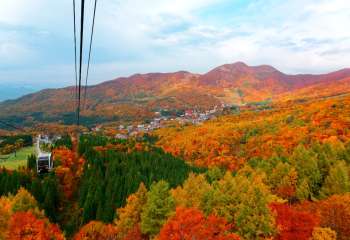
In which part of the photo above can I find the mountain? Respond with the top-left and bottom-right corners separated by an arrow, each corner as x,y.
1,62 -> 350,127
198,62 -> 350,102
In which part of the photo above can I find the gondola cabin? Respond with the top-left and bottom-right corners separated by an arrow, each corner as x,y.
37,153 -> 53,174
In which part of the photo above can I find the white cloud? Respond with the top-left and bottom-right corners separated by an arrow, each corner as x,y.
0,0 -> 350,90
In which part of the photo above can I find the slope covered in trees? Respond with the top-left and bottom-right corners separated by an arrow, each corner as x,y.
155,95 -> 350,170
0,91 -> 350,239
77,134 -> 204,224
1,62 -> 350,128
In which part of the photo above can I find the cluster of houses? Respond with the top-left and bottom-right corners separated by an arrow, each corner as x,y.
110,105 -> 226,139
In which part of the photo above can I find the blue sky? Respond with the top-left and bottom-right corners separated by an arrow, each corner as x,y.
1,0 -> 350,100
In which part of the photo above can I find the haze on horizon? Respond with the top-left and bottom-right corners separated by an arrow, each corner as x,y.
1,0 -> 350,100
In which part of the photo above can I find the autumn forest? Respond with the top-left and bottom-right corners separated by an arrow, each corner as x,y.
0,88 -> 350,240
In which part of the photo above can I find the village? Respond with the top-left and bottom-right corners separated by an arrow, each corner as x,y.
93,103 -> 234,139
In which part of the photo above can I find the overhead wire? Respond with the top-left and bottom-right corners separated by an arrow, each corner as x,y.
76,0 -> 85,126
72,0 -> 78,108
83,0 -> 98,110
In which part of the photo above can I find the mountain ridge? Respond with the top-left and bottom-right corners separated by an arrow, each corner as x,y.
1,62 -> 350,126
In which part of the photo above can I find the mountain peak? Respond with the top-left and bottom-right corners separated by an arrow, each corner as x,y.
252,64 -> 279,73
214,62 -> 279,74
218,62 -> 249,72
231,61 -> 249,67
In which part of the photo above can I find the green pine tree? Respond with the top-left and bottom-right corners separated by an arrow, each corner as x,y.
141,180 -> 175,237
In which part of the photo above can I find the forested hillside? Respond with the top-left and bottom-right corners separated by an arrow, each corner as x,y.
156,95 -> 350,170
1,94 -> 350,239
1,62 -> 350,128
0,93 -> 350,239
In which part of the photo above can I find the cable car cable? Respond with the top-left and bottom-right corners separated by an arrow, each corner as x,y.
83,0 -> 98,110
72,0 -> 78,107
76,0 -> 85,126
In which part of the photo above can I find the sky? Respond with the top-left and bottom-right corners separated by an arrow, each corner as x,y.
1,0 -> 350,100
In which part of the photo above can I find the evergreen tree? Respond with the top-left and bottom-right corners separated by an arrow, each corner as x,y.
77,135 -> 203,224
30,178 -> 44,203
42,174 -> 61,222
27,154 -> 37,171
82,189 -> 97,224
141,180 -> 175,237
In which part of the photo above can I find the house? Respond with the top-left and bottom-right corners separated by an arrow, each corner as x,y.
185,109 -> 193,116
92,125 -> 102,132
115,134 -> 128,140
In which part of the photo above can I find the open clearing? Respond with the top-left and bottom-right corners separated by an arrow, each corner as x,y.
0,146 -> 35,170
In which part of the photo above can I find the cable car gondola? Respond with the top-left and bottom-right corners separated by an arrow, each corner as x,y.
37,152 -> 53,174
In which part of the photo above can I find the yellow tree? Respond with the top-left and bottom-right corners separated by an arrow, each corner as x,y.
312,227 -> 337,240
0,196 -> 12,240
171,173 -> 213,210
211,169 -> 277,239
114,183 -> 147,239
11,187 -> 44,218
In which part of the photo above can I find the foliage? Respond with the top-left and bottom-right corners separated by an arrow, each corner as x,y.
73,221 -> 117,240
140,180 -> 175,237
54,148 -> 84,199
156,95 -> 350,170
172,170 -> 276,240
0,135 -> 32,148
312,227 -> 337,240
0,169 -> 31,196
0,188 -> 64,240
78,135 -> 202,224
7,211 -> 64,240
158,207 -> 241,240
27,154 -> 36,171
0,196 -> 12,240
268,162 -> 297,201
1,94 -> 350,239
114,183 -> 148,239
11,187 -> 41,215
54,135 -> 73,149
214,171 -> 276,239
271,203 -> 320,240
172,173 -> 213,210
317,194 -> 350,240
320,161 -> 350,198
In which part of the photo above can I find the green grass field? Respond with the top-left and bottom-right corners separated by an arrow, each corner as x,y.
0,146 -> 35,170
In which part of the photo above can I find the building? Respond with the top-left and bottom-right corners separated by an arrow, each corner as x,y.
115,134 -> 128,140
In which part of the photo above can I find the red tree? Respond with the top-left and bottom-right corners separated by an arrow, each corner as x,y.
7,211 -> 64,240
121,224 -> 147,240
271,203 -> 319,240
317,194 -> 350,240
158,207 -> 240,240
74,221 -> 118,240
